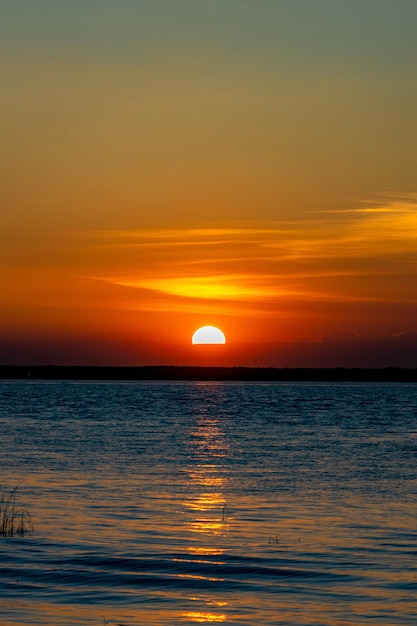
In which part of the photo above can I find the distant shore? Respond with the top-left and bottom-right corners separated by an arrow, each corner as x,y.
0,365 -> 416,382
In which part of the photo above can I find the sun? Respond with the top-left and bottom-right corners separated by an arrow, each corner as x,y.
192,326 -> 226,345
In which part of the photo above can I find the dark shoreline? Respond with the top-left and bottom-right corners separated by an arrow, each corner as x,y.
0,365 -> 417,382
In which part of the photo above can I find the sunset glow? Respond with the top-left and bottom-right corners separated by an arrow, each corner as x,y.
1,2 -> 417,368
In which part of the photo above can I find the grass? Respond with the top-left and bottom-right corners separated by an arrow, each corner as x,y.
0,485 -> 33,537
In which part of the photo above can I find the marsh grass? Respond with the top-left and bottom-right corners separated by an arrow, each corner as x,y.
0,486 -> 33,537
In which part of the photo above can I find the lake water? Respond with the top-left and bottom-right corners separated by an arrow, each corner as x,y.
0,380 -> 416,625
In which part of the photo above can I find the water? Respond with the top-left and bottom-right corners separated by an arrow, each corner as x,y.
0,380 -> 416,625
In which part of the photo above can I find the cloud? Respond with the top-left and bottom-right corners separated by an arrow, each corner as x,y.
3,195 -> 416,336
317,329 -> 361,343
114,274 -> 275,300
87,196 -> 417,316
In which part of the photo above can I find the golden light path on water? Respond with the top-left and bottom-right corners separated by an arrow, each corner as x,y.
179,411 -> 231,623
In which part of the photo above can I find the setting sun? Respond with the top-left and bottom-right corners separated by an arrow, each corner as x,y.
192,326 -> 226,345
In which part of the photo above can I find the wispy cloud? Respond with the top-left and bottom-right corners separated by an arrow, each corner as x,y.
85,198 -> 417,313
113,275 -> 276,300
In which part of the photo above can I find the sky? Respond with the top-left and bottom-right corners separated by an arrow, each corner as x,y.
1,0 -> 417,367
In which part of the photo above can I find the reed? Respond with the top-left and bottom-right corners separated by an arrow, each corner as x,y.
0,486 -> 33,537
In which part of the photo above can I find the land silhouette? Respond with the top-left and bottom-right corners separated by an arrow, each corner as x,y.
0,365 -> 416,382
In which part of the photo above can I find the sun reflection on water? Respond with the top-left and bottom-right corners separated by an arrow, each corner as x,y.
183,416 -> 230,533
186,491 -> 225,511
181,410 -> 232,622
182,611 -> 228,623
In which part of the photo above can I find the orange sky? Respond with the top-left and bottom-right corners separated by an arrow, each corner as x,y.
1,2 -> 417,367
